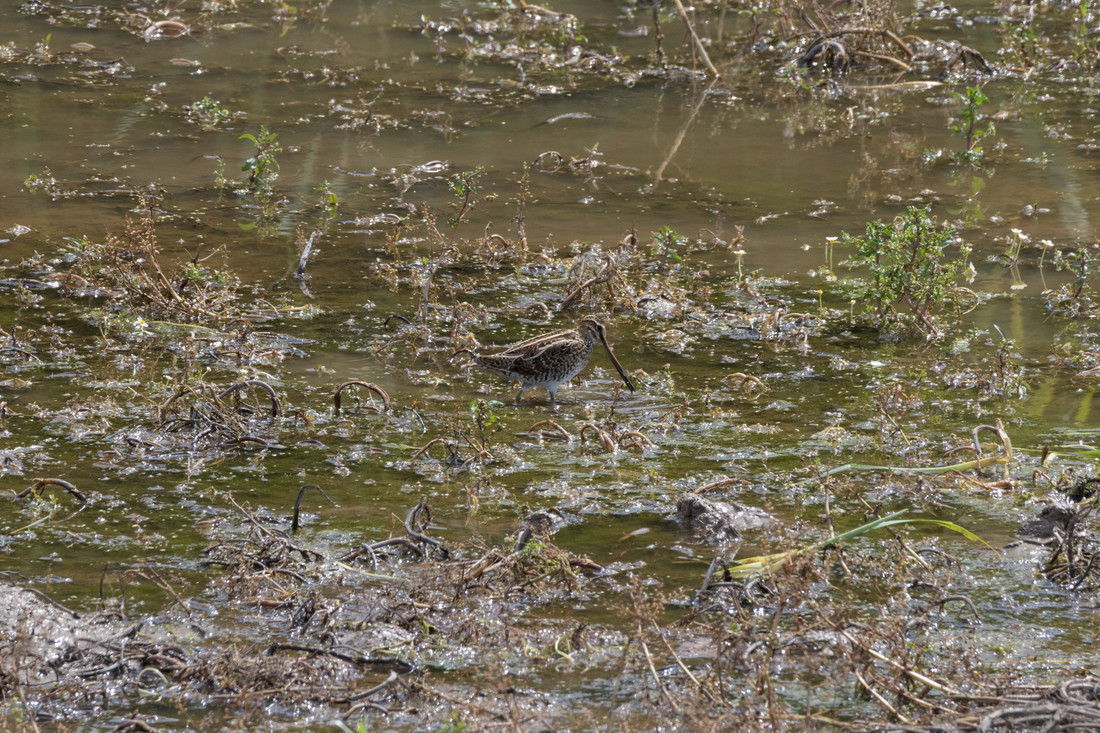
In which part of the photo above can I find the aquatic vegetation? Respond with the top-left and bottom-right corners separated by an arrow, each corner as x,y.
22,167 -> 60,196
1043,245 -> 1099,318
652,225 -> 686,272
185,96 -> 232,131
7,0 -> 1100,730
949,85 -> 996,163
717,509 -> 992,580
65,199 -> 243,326
843,205 -> 971,339
446,167 -> 484,232
240,125 -> 282,191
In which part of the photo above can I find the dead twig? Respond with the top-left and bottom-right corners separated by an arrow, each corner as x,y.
670,0 -> 719,77
291,484 -> 337,534
560,255 -> 616,311
693,477 -> 744,495
334,380 -> 391,415
972,419 -> 1013,480
723,372 -> 768,396
16,477 -> 88,506
580,423 -> 617,453
219,380 -> 282,418
526,419 -> 573,441
265,643 -> 414,673
404,496 -> 447,558
618,430 -> 654,452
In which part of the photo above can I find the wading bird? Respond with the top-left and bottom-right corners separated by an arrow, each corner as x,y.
453,317 -> 636,404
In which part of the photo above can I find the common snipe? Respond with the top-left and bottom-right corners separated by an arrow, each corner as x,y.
453,317 -> 636,404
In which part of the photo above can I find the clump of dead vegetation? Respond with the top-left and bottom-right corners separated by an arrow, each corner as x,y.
5,469 -> 1100,732
65,191 -> 243,327
0,493 -> 611,728
105,377 -> 290,467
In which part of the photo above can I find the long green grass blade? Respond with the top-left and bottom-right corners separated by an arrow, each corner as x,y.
721,511 -> 994,581
870,518 -> 997,550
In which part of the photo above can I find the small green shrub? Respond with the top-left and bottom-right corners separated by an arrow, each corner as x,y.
843,205 -> 970,339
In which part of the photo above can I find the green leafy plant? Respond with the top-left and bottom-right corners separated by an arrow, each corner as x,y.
23,167 -> 60,196
1071,0 -> 1099,64
1056,246 -> 1096,299
448,168 -> 483,230
652,225 -> 685,272
213,157 -> 229,188
949,85 -> 995,162
469,399 -> 502,446
723,509 -> 993,580
240,126 -> 282,190
988,325 -> 1026,399
182,259 -> 231,289
843,205 -> 969,338
1044,245 -> 1098,318
1005,21 -> 1045,68
186,97 -> 231,131
316,180 -> 338,214
34,33 -> 51,60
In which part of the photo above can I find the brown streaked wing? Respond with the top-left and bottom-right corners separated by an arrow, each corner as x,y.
494,328 -> 578,359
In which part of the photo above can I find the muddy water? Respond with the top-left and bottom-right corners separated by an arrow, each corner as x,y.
3,0 -> 1100,728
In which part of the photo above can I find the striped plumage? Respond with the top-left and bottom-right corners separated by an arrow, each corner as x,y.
454,318 -> 635,404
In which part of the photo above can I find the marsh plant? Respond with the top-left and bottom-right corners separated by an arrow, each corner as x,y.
447,167 -> 484,232
240,126 -> 281,191
66,194 -> 242,325
23,166 -> 70,198
469,398 -> 503,447
949,85 -> 995,163
989,327 -> 1027,398
1004,20 -> 1047,69
652,225 -> 686,272
185,97 -> 231,131
843,205 -> 970,339
1044,245 -> 1098,318
316,180 -> 338,215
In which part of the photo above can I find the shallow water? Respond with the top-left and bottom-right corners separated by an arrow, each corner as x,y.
3,0 -> 1100,728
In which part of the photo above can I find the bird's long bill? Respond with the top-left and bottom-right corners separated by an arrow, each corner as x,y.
599,336 -> 636,393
